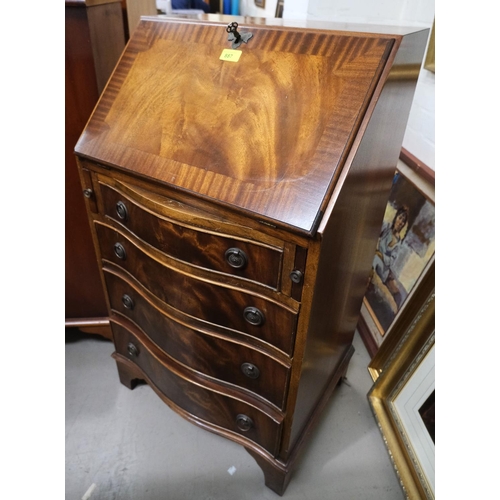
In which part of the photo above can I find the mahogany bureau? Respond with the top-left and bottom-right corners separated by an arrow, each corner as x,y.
75,15 -> 428,495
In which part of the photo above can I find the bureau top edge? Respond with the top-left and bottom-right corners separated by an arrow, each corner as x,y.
145,14 -> 430,38
74,17 -> 412,236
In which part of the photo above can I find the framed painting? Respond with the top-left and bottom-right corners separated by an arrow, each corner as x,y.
368,259 -> 434,382
368,283 -> 435,499
275,0 -> 284,17
358,151 -> 435,357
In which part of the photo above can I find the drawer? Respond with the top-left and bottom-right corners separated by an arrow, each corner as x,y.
98,181 -> 283,289
112,319 -> 283,456
96,222 -> 298,355
105,269 -> 291,409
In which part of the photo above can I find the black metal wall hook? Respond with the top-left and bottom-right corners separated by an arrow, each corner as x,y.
226,22 -> 253,49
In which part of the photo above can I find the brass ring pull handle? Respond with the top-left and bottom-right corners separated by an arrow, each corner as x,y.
241,362 -> 260,379
127,342 -> 139,357
122,294 -> 135,310
116,201 -> 128,221
243,306 -> 265,326
235,414 -> 254,432
225,247 -> 248,269
114,242 -> 126,260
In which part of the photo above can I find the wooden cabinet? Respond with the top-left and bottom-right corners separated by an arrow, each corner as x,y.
123,0 -> 158,36
75,15 -> 428,494
65,0 -> 125,335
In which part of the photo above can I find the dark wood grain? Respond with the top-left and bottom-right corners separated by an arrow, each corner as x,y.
96,222 -> 298,354
98,181 -> 283,288
111,318 -> 283,455
104,269 -> 291,408
75,17 -> 430,495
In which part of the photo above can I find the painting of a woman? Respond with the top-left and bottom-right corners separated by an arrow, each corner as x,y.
372,205 -> 409,309
364,169 -> 435,336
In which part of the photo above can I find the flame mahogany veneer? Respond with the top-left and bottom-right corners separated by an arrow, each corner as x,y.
75,15 -> 428,495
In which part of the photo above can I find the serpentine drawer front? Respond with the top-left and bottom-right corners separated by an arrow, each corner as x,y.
75,15 -> 428,496
104,269 -> 291,409
112,319 -> 284,456
95,221 -> 299,355
98,180 -> 284,289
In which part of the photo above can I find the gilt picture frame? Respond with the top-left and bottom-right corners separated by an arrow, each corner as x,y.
424,19 -> 435,73
368,284 -> 435,499
358,151 -> 435,357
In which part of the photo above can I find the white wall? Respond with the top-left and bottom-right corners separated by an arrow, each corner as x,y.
240,0 -> 279,17
403,63 -> 435,169
240,0 -> 435,170
294,0 -> 433,26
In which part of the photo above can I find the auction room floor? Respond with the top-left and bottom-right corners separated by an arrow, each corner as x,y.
66,329 -> 404,500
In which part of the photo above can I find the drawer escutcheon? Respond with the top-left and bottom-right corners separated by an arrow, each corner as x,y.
290,269 -> 303,284
241,362 -> 260,379
122,294 -> 135,310
127,342 -> 139,357
236,414 -> 254,432
114,242 -> 127,260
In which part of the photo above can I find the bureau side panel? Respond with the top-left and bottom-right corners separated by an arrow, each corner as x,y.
285,29 -> 429,453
